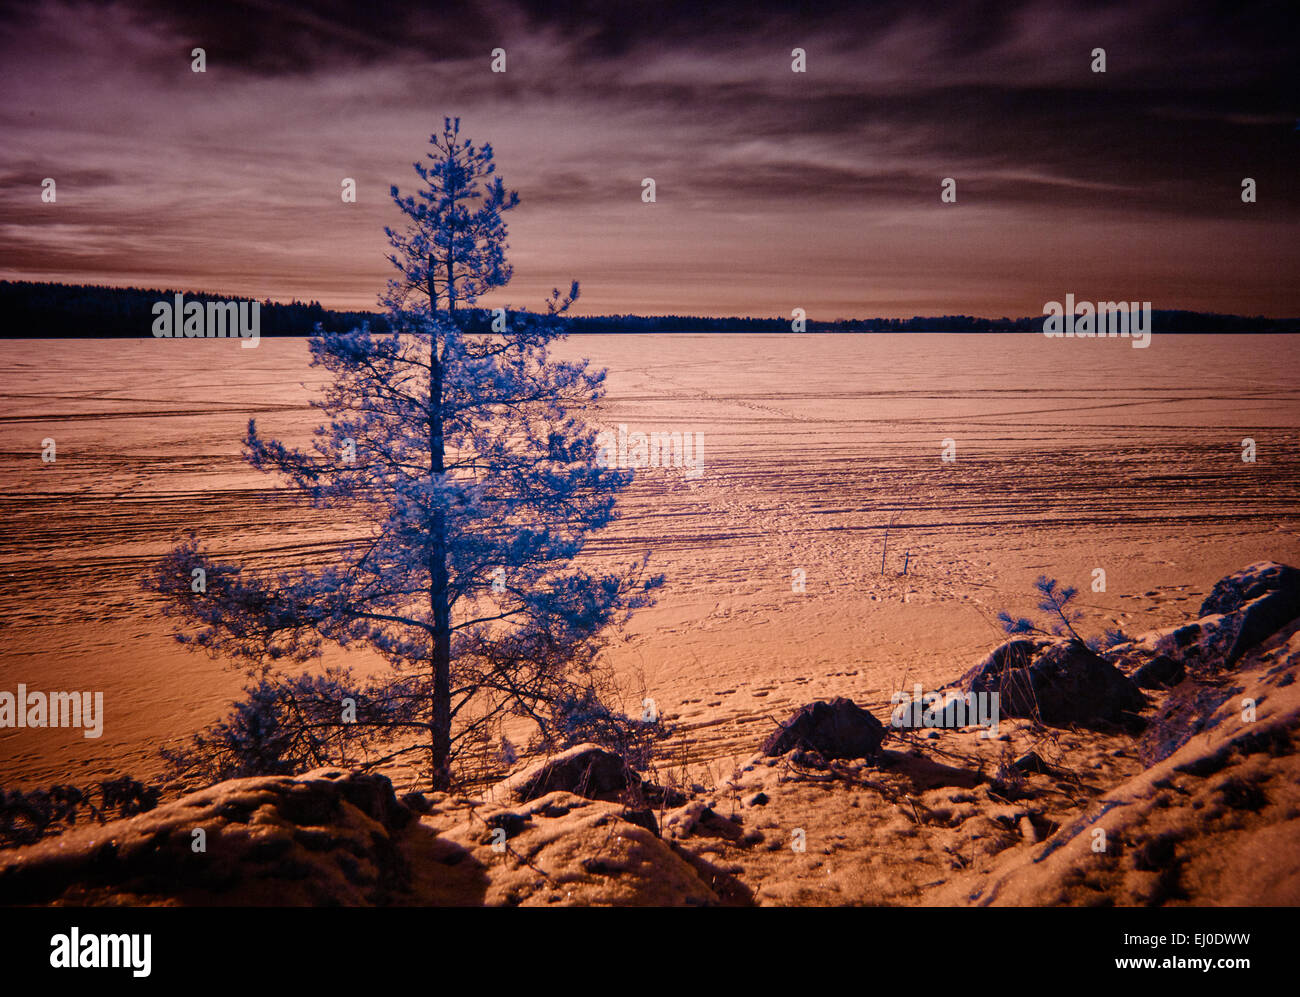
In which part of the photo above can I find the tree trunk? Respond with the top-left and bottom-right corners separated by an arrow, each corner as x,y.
429,370 -> 452,789
428,254 -> 453,791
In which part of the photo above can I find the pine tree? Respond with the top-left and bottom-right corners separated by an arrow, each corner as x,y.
149,119 -> 662,790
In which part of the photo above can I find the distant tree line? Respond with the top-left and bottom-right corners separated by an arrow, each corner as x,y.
1,281 -> 1294,337
564,313 -> 1049,333
567,311 -> 1297,334
0,281 -> 391,338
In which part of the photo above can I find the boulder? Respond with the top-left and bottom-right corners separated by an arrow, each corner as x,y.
891,691 -> 993,730
493,744 -> 641,804
1132,654 -> 1186,689
1138,683 -> 1234,767
429,791 -> 721,905
0,770 -> 725,907
483,811 -> 531,840
1199,561 -> 1300,617
934,629 -> 1300,907
1153,617 -> 1235,670
762,698 -> 885,759
639,782 -> 688,809
1192,562 -> 1300,667
1012,751 -> 1055,776
958,637 -> 1146,730
0,768 -> 414,906
1226,588 -> 1300,666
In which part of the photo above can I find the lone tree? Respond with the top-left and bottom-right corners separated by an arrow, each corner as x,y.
149,119 -> 662,790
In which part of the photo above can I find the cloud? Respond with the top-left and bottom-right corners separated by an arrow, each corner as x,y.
1,0 -> 1296,316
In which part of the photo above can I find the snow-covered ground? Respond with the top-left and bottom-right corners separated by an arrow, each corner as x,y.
2,333 -> 1298,789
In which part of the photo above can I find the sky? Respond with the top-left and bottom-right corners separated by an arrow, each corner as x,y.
0,0 -> 1296,318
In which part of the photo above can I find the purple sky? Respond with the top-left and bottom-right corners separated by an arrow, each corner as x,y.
1,0 -> 1296,317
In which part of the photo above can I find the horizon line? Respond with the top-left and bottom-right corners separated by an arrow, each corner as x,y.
3,279 -> 1297,325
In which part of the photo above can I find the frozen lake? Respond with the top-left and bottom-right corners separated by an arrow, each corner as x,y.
2,333 -> 1299,788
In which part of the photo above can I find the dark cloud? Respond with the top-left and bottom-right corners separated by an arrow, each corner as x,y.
0,0 -> 1296,316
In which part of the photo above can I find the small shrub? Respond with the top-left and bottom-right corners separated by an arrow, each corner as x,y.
997,577 -> 1130,651
539,684 -> 672,771
0,778 -> 160,849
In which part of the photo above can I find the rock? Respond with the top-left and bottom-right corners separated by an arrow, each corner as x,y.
484,811 -> 531,839
1199,561 -> 1300,617
761,698 -> 885,760
1137,683 -> 1234,767
1132,654 -> 1186,689
660,801 -> 744,842
1226,587 -> 1300,666
640,782 -> 689,809
0,768 -> 414,906
426,791 -> 722,905
891,692 -> 992,730
619,808 -> 660,837
0,768 -> 735,907
0,773 -> 724,907
934,629 -> 1300,907
400,791 -> 433,814
959,637 -> 1146,730
493,744 -> 641,804
1153,617 -> 1234,669
1162,562 -> 1300,669
791,748 -> 829,768
746,792 -> 769,807
661,801 -> 714,839
1013,751 -> 1054,776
